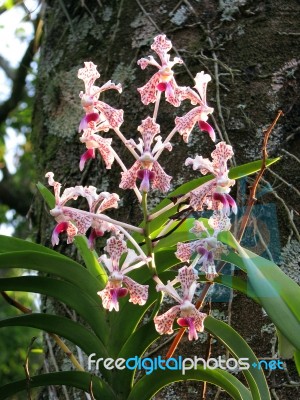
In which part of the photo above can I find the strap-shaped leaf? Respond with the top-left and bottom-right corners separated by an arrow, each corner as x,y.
127,367 -> 252,400
205,316 -> 270,400
0,276 -> 108,343
37,181 -> 55,209
115,322 -> 160,395
225,234 -> 300,350
0,251 -> 102,303
294,350 -> 300,377
0,314 -> 110,380
0,371 -> 115,400
74,235 -> 107,287
0,234 -> 65,257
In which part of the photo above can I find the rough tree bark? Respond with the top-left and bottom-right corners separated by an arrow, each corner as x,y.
32,0 -> 300,398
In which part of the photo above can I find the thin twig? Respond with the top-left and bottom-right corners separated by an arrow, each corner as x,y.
24,336 -> 37,400
200,301 -> 212,399
45,333 -> 71,400
237,110 -> 283,240
260,177 -> 300,242
281,148 -> 300,164
268,169 -> 300,198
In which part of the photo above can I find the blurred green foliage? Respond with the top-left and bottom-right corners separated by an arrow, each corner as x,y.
0,279 -> 44,386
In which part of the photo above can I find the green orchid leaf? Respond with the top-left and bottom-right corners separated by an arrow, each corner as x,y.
74,236 -> 107,287
0,371 -> 115,400
294,350 -> 300,377
0,251 -> 102,302
0,276 -> 107,342
227,235 -> 300,350
277,329 -> 296,359
36,181 -> 55,209
205,316 -> 270,400
0,234 -> 64,257
115,322 -> 160,395
128,367 -> 252,400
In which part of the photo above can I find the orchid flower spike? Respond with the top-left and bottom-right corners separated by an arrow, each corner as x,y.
77,62 -> 124,170
97,236 -> 149,311
137,34 -> 184,107
119,116 -> 172,192
154,266 -> 207,340
175,71 -> 215,142
185,141 -> 237,215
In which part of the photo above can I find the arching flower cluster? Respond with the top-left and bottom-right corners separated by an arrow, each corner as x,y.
45,172 -> 120,249
45,34 -> 238,342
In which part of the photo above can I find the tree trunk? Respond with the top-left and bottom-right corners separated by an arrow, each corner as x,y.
32,0 -> 300,398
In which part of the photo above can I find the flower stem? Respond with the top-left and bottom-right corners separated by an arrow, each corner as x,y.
142,191 -> 157,274
118,225 -> 148,260
114,127 -> 140,160
62,206 -> 144,233
153,90 -> 161,122
154,127 -> 177,160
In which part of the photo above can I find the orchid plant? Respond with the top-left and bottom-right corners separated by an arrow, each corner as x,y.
1,35 -> 300,400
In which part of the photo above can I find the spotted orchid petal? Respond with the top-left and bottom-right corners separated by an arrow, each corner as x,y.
189,180 -> 217,211
152,161 -> 172,192
178,266 -> 198,301
154,305 -> 181,335
119,161 -> 142,190
95,101 -> 124,129
137,73 -> 160,105
78,62 -> 100,94
208,211 -> 232,233
123,276 -> 149,306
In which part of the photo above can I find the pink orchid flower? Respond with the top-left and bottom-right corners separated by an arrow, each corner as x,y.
175,71 -> 215,142
78,61 -> 124,131
97,236 -> 149,311
79,128 -> 115,171
46,173 -> 120,247
119,116 -> 172,192
185,141 -> 237,214
154,266 -> 207,341
137,34 -> 184,107
86,189 -> 120,250
46,172 -> 93,246
176,215 -> 230,281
